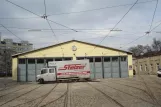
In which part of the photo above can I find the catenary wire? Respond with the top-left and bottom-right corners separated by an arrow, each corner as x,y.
44,0 -> 47,15
1,0 -> 156,20
0,24 -> 23,41
149,0 -> 158,31
46,18 -> 64,54
5,0 -> 77,32
121,0 -> 159,48
6,0 -> 41,17
86,0 -> 139,55
47,0 -> 156,16
0,17 -> 40,20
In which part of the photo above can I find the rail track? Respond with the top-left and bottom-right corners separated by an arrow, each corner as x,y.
0,85 -> 43,107
100,82 -> 157,106
0,84 -> 35,98
87,82 -> 124,107
40,83 -> 69,107
139,76 -> 161,106
33,83 -> 58,107
0,82 -> 20,92
9,84 -> 58,107
64,83 -> 69,107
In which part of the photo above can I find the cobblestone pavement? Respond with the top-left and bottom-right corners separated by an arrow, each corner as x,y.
0,75 -> 161,107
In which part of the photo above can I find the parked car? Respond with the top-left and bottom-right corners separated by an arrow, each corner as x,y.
157,68 -> 161,77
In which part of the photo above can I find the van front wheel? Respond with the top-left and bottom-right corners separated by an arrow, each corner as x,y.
39,79 -> 44,84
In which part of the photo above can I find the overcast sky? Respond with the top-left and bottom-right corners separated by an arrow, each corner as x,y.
0,0 -> 161,50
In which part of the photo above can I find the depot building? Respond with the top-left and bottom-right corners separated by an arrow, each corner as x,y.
12,40 -> 133,82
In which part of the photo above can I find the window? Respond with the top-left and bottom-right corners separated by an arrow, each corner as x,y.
104,57 -> 110,62
77,57 -> 85,60
112,57 -> 118,62
37,59 -> 44,64
28,59 -> 35,64
95,57 -> 101,62
156,63 -> 159,70
49,69 -> 55,73
19,59 -> 26,64
41,69 -> 48,74
64,58 -> 72,60
86,57 -> 93,62
140,65 -> 142,71
121,57 -> 126,61
145,64 -> 147,71
46,59 -> 53,63
135,65 -> 137,71
151,64 -> 153,71
55,58 -> 62,61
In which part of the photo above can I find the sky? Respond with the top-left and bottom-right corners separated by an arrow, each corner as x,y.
0,0 -> 161,51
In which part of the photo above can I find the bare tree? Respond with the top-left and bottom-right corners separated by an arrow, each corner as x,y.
151,38 -> 161,52
128,45 -> 145,56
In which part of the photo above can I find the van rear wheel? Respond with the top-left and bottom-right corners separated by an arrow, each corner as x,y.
39,79 -> 44,84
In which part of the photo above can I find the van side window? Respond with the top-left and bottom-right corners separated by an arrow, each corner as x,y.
49,69 -> 55,73
41,69 -> 48,74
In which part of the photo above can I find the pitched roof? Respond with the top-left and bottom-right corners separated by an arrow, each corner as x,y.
12,40 -> 132,57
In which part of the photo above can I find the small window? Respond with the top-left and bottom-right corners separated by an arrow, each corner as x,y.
64,58 -> 72,60
112,57 -> 118,62
37,59 -> 44,64
145,64 -> 147,71
41,69 -> 48,74
19,59 -> 26,64
140,65 -> 142,71
55,58 -> 62,61
156,63 -> 159,70
104,57 -> 110,62
151,64 -> 153,71
86,57 -> 93,62
135,65 -> 137,71
46,59 -> 53,63
121,57 -> 126,61
77,57 -> 85,60
95,57 -> 101,62
28,59 -> 35,64
49,69 -> 55,73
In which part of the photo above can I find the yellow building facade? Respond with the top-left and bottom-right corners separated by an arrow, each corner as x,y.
12,40 -> 133,81
133,55 -> 161,75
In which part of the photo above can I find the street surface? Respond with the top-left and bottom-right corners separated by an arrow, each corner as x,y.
0,75 -> 161,107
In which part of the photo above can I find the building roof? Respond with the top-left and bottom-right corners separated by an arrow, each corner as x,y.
12,40 -> 132,57
134,51 -> 161,59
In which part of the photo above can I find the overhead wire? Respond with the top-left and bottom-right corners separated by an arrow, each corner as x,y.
42,0 -> 64,55
5,0 -> 77,32
0,17 -> 39,20
46,19 -> 64,53
86,0 -> 139,55
47,0 -> 156,16
149,0 -> 158,31
5,0 -> 41,17
0,24 -> 23,41
121,0 -> 159,48
44,0 -> 47,15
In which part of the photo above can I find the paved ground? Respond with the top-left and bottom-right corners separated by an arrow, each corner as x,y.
0,75 -> 161,107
